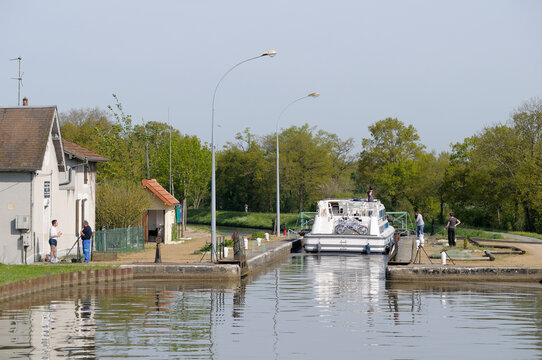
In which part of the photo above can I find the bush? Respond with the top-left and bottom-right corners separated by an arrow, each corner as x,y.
96,180 -> 152,229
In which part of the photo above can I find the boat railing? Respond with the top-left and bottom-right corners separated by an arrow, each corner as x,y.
387,211 -> 415,235
292,212 -> 317,235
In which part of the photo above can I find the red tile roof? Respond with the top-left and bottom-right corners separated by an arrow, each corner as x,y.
62,139 -> 108,162
141,179 -> 180,207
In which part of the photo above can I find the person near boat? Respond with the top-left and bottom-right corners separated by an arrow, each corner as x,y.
444,212 -> 461,247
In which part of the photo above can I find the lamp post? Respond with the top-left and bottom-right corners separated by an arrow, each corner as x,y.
211,50 -> 277,262
276,92 -> 319,236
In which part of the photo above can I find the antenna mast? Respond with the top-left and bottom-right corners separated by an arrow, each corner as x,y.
9,56 -> 23,106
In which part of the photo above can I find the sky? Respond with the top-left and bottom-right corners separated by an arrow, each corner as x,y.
1,0 -> 541,153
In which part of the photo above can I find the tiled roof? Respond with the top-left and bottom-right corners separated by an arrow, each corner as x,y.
0,107 -> 57,171
62,139 -> 108,162
141,179 -> 180,207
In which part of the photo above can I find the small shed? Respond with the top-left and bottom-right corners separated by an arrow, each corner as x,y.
141,179 -> 180,244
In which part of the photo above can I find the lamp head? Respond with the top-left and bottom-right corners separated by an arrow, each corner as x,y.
308,92 -> 320,98
262,50 -> 277,58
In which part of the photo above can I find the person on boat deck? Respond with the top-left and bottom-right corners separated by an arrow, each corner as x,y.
444,212 -> 461,247
367,186 -> 374,202
415,211 -> 424,238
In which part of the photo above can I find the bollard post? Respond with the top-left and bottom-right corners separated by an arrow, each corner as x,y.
441,251 -> 446,265
154,226 -> 163,263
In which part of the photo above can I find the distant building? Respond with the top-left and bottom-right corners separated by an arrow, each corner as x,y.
0,106 -> 108,264
141,179 -> 180,244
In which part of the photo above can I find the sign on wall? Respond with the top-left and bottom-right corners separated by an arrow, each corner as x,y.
44,181 -> 50,198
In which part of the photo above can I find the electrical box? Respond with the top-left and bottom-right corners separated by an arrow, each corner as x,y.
15,215 -> 30,230
22,233 -> 31,247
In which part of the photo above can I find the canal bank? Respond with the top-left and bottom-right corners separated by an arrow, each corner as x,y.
121,238 -> 299,280
386,233 -> 542,282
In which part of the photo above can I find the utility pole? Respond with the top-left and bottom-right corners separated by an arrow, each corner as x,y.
9,56 -> 23,106
143,117 -> 150,179
168,107 -> 172,194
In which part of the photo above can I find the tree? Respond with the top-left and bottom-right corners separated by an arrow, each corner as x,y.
60,107 -> 113,155
279,124 -> 333,212
216,129 -> 272,212
97,94 -> 147,182
96,180 -> 152,229
357,118 -> 425,210
317,130 -> 357,198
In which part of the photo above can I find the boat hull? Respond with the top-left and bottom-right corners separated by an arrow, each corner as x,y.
304,230 -> 395,254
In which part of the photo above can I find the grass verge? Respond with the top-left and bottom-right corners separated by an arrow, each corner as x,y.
0,264 -> 116,286
188,209 -> 300,229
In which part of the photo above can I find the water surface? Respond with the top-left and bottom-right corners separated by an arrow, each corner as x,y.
2,255 -> 542,359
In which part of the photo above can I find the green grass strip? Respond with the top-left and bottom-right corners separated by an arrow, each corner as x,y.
187,209 -> 299,229
0,264 -> 116,286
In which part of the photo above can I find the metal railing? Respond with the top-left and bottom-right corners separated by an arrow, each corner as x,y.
294,212 -> 317,232
94,226 -> 145,253
387,212 -> 415,236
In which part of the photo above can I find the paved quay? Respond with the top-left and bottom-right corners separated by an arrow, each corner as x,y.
386,233 -> 542,282
118,233 -> 299,280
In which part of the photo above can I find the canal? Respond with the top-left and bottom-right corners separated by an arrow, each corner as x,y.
2,255 -> 542,359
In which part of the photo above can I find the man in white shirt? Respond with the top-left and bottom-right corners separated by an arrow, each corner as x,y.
49,220 -> 62,262
415,211 -> 424,239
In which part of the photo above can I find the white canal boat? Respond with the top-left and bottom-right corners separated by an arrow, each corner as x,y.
304,198 -> 395,254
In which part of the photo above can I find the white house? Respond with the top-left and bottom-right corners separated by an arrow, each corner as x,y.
0,106 -> 108,264
141,179 -> 180,244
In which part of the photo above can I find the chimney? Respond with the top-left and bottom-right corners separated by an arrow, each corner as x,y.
22,97 -> 28,106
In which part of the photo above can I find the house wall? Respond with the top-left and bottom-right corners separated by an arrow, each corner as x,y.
0,172 -> 31,264
27,138 -> 98,264
147,195 -> 176,244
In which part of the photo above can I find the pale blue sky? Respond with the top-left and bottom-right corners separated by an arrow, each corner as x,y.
1,0 -> 541,152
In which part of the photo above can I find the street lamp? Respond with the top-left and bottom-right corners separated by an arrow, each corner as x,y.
211,50 -> 277,262
275,92 -> 319,236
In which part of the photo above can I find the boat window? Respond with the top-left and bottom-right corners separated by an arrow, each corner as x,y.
368,210 -> 373,216
379,210 -> 383,219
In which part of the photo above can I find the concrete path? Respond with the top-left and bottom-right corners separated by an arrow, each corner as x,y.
486,231 -> 542,244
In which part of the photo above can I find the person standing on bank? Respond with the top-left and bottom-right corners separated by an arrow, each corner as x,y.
49,220 -> 62,263
80,220 -> 93,263
367,186 -> 374,202
415,211 -> 424,239
444,212 -> 461,247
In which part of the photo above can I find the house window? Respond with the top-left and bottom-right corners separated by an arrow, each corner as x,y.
84,166 -> 88,185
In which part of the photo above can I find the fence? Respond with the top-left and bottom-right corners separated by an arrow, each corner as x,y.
94,226 -> 145,253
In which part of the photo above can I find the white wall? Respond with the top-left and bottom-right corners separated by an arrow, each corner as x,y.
147,194 -> 177,244
0,172 -> 31,264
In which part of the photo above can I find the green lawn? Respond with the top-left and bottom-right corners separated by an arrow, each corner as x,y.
187,209 -> 300,229
0,264 -> 115,286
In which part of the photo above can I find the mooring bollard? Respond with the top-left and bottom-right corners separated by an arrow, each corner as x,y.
257,238 -> 261,246
441,251 -> 446,265
244,237 -> 248,250
420,234 -> 424,247
265,233 -> 269,241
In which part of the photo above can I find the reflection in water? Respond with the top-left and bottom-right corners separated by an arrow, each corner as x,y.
2,257 -> 542,359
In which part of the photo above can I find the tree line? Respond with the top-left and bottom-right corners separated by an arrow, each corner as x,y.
60,95 -> 542,233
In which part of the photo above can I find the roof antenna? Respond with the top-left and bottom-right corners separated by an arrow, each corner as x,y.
9,56 -> 23,106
